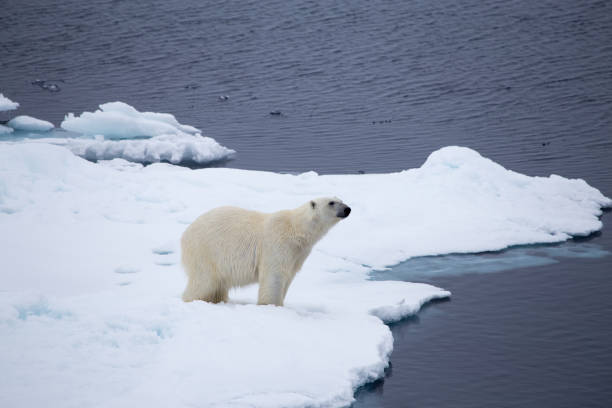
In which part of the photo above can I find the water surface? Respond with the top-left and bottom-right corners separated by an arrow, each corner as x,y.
355,224 -> 612,407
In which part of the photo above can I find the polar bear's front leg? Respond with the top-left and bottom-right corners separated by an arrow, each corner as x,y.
257,273 -> 289,306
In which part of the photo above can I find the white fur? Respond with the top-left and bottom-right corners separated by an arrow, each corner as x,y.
181,197 -> 349,306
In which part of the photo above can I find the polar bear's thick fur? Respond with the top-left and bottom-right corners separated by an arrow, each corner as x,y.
181,197 -> 351,306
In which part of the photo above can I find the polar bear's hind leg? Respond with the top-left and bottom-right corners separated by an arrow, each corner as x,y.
182,264 -> 229,303
182,278 -> 228,303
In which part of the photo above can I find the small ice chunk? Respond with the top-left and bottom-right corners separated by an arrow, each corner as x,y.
7,115 -> 54,132
31,79 -> 63,92
0,93 -> 19,111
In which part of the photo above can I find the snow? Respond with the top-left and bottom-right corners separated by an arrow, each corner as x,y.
1,143 -> 610,408
7,115 -> 54,132
0,93 -> 19,111
61,101 -> 200,138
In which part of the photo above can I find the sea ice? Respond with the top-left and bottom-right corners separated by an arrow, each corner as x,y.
61,101 -> 200,138
0,143 -> 609,408
9,133 -> 235,165
7,115 -> 54,132
0,124 -> 14,134
64,133 -> 235,164
0,93 -> 19,111
1,101 -> 239,165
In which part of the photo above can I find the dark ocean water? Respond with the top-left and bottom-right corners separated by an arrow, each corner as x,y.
1,0 -> 611,406
358,228 -> 612,408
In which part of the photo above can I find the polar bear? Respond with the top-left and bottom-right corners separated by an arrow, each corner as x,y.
181,197 -> 351,306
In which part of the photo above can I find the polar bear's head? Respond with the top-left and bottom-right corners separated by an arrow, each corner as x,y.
291,197 -> 350,244
309,197 -> 351,222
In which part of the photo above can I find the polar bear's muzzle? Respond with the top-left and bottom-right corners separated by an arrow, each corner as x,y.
337,205 -> 351,218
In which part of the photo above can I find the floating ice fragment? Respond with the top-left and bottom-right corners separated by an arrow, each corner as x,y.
31,79 -> 63,92
7,115 -> 54,132
61,133 -> 235,165
61,101 -> 201,139
0,93 -> 19,111
54,102 -> 236,164
1,101 -> 235,165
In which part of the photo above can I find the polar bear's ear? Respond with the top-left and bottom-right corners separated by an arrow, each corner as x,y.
310,200 -> 316,209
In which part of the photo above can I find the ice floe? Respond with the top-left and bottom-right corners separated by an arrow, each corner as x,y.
51,133 -> 234,164
0,143 -> 609,407
0,93 -> 19,111
61,101 -> 200,138
1,102 -> 235,165
7,115 -> 54,132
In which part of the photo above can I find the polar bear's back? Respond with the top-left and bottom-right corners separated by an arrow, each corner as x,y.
181,206 -> 265,287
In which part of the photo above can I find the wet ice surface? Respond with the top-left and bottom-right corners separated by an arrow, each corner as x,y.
370,241 -> 610,282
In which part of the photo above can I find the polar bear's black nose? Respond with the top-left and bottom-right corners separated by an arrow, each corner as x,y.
343,207 -> 351,217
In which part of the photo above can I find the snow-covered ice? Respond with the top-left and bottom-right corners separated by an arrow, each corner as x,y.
0,143 -> 609,408
0,93 -> 19,111
2,133 -> 235,165
10,133 -> 234,165
7,115 -> 54,132
61,101 -> 200,138
64,133 -> 234,164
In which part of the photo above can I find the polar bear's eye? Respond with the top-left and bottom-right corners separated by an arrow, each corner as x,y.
329,201 -> 335,206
